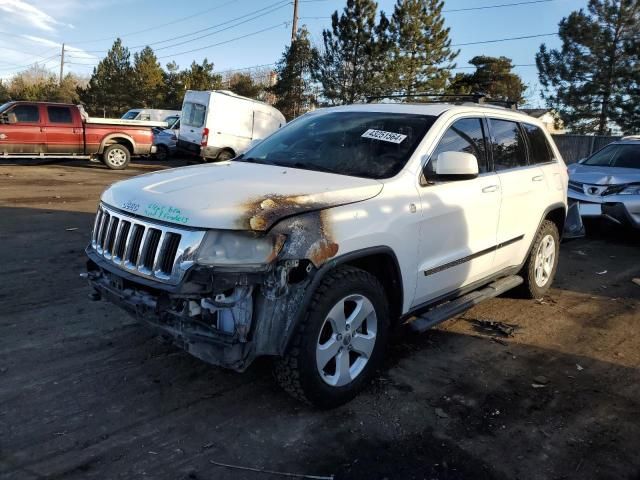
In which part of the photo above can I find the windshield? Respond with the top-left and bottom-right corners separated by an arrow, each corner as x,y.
237,111 -> 436,179
164,115 -> 180,129
583,144 -> 640,169
122,111 -> 139,120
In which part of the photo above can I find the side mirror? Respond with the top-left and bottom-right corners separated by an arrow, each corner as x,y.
435,151 -> 479,179
0,113 -> 9,124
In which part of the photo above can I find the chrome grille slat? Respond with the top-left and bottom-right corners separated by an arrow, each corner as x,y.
90,204 -> 205,285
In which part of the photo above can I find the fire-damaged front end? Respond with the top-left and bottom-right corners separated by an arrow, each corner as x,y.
84,184 -> 373,371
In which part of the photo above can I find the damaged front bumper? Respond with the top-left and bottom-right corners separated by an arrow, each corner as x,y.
567,192 -> 640,230
85,247 -> 315,371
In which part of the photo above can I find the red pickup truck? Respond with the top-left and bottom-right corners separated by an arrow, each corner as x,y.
0,101 -> 158,169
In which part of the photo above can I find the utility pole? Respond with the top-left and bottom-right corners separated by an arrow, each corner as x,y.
291,0 -> 299,44
59,43 -> 65,85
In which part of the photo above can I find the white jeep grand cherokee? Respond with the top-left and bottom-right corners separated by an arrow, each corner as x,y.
85,103 -> 568,408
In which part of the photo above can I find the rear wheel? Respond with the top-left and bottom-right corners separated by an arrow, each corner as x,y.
216,149 -> 234,162
103,144 -> 130,170
519,220 -> 560,298
274,266 -> 389,408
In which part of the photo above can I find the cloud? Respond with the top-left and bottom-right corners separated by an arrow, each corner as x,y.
21,34 -> 97,61
0,0 -> 67,31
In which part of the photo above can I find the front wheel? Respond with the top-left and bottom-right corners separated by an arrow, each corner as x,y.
102,144 -> 131,170
274,266 -> 389,408
519,220 -> 560,298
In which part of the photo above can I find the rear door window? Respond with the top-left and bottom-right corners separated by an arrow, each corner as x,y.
10,104 -> 40,123
47,106 -> 73,124
183,102 -> 206,128
426,117 -> 488,176
522,123 -> 554,164
490,119 -> 528,171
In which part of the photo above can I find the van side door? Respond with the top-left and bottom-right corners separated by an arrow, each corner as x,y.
489,118 -> 547,271
413,116 -> 501,306
0,103 -> 45,154
44,105 -> 83,154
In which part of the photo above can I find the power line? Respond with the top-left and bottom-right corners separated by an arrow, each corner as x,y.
64,1 -> 290,56
299,0 -> 557,20
451,32 -> 556,46
156,22 -> 289,59
68,0 -> 243,45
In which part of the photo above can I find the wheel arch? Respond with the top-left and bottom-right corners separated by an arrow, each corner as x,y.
282,246 -> 404,352
217,147 -> 236,159
99,134 -> 135,155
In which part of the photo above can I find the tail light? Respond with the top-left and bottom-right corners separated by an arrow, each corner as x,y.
201,127 -> 209,146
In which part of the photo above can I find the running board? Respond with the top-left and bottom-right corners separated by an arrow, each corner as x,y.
409,275 -> 523,333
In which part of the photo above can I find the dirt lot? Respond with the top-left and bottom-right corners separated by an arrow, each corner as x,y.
1,158 -> 639,480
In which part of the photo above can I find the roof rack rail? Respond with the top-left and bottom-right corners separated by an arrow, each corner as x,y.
365,92 -> 518,110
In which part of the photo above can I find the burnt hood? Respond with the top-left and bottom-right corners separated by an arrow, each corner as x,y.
101,161 -> 383,231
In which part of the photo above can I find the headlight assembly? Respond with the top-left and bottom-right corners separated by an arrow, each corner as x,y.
195,230 -> 285,267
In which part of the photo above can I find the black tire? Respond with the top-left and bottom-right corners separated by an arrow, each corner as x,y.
102,144 -> 131,170
274,266 -> 389,409
216,149 -> 234,162
518,220 -> 560,299
154,144 -> 169,161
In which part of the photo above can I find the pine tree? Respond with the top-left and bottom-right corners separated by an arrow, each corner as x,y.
315,0 -> 391,104
132,46 -> 165,108
182,59 -> 222,92
79,38 -> 134,116
227,73 -> 262,99
536,0 -> 640,134
387,0 -> 457,98
163,61 -> 184,109
448,56 -> 526,104
270,27 -> 319,120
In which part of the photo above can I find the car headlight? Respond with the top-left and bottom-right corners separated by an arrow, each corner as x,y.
195,230 -> 284,267
619,185 -> 640,195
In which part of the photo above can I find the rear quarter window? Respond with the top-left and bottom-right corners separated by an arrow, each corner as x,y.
522,123 -> 554,164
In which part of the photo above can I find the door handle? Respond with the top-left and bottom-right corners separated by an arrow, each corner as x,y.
532,175 -> 544,182
482,185 -> 499,193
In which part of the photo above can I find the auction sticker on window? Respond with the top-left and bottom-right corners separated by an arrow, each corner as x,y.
361,129 -> 407,144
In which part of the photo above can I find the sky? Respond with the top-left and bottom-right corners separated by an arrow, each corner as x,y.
0,0 -> 588,105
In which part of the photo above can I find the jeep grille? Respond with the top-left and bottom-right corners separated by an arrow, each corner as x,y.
90,204 -> 205,284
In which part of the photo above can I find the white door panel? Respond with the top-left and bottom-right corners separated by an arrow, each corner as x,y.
494,166 -> 546,270
413,173 -> 501,306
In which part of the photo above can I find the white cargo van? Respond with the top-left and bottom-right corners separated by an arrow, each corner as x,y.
122,109 -> 181,122
178,90 -> 286,161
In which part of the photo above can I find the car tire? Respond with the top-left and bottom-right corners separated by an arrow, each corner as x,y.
216,149 -> 234,162
274,266 -> 389,409
103,144 -> 131,170
518,220 -> 560,299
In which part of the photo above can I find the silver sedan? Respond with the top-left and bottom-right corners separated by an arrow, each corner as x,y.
568,137 -> 640,230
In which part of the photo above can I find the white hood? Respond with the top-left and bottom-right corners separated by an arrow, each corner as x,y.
101,161 -> 383,231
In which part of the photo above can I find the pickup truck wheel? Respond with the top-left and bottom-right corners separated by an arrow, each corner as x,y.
103,144 -> 130,169
274,266 -> 389,408
519,220 -> 560,299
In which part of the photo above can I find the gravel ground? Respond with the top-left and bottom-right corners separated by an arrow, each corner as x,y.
1,157 -> 639,480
